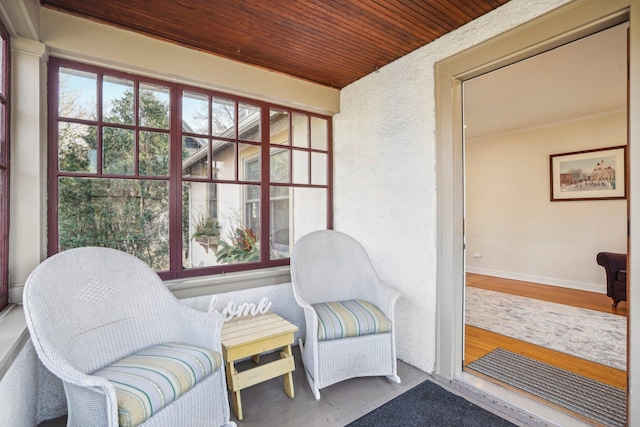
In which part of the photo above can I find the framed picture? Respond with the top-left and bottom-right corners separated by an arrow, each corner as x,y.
550,145 -> 626,201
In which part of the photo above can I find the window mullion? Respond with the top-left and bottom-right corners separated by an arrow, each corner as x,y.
260,106 -> 270,266
169,84 -> 183,278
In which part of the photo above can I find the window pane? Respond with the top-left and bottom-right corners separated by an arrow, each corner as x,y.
58,122 -> 97,173
292,187 -> 327,242
270,186 -> 290,260
241,146 -> 260,182
183,91 -> 209,134
59,68 -> 97,120
139,83 -> 170,129
139,131 -> 169,176
311,116 -> 328,151
246,184 -> 260,205
270,109 -> 289,145
58,177 -> 169,270
212,97 -> 235,137
103,127 -> 134,175
103,76 -> 134,125
183,182 -> 260,268
292,113 -> 309,148
292,150 -> 309,184
182,135 -> 208,178
270,148 -> 290,183
212,140 -> 235,180
238,103 -> 261,142
311,152 -> 328,185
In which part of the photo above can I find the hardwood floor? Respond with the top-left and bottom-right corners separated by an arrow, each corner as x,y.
464,273 -> 627,391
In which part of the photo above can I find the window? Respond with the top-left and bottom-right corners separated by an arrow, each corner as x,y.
0,22 -> 9,310
49,59 -> 332,279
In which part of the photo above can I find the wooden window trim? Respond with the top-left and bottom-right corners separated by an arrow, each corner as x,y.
48,58 -> 332,280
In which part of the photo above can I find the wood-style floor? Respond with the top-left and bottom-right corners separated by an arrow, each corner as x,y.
465,273 -> 627,391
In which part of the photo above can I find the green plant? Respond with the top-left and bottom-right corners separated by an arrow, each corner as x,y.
216,228 -> 259,263
191,213 -> 220,240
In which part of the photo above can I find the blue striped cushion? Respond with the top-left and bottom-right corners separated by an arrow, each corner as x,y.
312,299 -> 391,341
93,342 -> 222,427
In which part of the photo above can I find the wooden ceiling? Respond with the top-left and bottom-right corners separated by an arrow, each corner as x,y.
40,0 -> 510,89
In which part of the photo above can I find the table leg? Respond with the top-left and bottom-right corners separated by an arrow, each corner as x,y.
282,344 -> 295,398
231,389 -> 243,420
226,360 -> 244,420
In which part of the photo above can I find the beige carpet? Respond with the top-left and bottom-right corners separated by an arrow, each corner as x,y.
465,286 -> 626,370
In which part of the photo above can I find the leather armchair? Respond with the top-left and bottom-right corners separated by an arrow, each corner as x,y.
596,252 -> 627,308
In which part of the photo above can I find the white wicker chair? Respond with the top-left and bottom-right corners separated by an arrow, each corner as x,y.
23,247 -> 235,427
290,230 -> 401,400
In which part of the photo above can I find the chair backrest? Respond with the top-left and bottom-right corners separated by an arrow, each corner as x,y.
290,230 -> 382,304
24,247 -> 180,375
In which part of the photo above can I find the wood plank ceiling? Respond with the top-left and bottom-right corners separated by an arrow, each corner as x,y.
40,0 -> 510,89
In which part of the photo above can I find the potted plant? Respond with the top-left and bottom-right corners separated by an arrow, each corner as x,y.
216,227 -> 260,263
191,213 -> 221,250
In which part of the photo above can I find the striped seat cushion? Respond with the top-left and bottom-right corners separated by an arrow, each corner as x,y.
312,299 -> 391,341
93,342 -> 222,427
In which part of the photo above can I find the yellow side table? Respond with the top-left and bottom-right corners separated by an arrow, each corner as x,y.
221,311 -> 298,420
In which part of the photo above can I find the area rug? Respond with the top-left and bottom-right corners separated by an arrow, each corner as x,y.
465,286 -> 626,370
346,379 -> 516,427
467,348 -> 626,427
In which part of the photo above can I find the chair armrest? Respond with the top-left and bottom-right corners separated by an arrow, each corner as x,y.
596,252 -> 627,280
597,252 -> 627,271
166,301 -> 226,353
29,336 -> 118,418
371,280 -> 401,320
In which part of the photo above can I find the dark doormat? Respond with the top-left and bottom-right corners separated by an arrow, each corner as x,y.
467,348 -> 626,427
347,378 -> 516,427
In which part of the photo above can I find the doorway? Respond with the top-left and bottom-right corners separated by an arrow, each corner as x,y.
434,1 -> 638,425
462,24 -> 628,401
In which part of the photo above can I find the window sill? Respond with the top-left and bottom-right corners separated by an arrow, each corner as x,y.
0,304 -> 29,381
165,265 -> 292,299
10,265 -> 292,303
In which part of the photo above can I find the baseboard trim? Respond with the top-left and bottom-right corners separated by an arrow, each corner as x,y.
465,267 -> 605,294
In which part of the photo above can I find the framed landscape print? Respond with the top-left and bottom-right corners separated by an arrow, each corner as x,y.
550,145 -> 626,201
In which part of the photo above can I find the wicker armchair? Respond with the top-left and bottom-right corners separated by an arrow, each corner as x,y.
23,247 -> 235,427
290,230 -> 401,400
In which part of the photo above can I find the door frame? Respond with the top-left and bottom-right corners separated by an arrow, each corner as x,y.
435,0 -> 639,423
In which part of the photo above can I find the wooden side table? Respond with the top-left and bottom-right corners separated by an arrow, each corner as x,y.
221,311 -> 298,420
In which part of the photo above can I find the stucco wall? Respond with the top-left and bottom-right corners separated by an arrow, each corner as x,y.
0,342 -> 38,426
466,112 -> 627,292
332,0 -> 572,373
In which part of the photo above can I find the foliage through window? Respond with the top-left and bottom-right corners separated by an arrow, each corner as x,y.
49,59 -> 332,279
0,22 -> 9,310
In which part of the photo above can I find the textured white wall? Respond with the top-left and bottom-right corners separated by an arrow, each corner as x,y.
466,112 -> 627,292
0,342 -> 38,427
332,0 -> 572,373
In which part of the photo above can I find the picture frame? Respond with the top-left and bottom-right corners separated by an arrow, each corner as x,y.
550,145 -> 626,201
